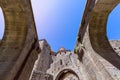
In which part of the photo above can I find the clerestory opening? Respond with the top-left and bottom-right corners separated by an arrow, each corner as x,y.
107,3 -> 120,40
31,0 -> 86,52
107,4 -> 120,56
0,7 -> 5,41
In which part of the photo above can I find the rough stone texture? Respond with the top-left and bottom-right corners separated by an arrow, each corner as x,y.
30,40 -> 53,80
0,0 -> 40,80
75,0 -> 120,80
0,0 -> 120,80
110,40 -> 120,56
88,0 -> 120,69
81,28 -> 120,80
30,39 -> 120,80
76,0 -> 120,68
47,51 -> 83,80
30,0 -> 120,80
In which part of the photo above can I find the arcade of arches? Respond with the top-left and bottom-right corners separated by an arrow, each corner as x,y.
0,0 -> 120,80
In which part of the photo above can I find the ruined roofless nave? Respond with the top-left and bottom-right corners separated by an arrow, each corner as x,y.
0,0 -> 120,80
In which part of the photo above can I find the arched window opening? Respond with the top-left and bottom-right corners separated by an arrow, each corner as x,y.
31,0 -> 87,52
60,59 -> 63,65
0,7 -> 5,40
56,69 -> 80,80
107,4 -> 120,40
107,4 -> 120,55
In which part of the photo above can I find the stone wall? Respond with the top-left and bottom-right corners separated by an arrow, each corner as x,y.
81,28 -> 120,80
110,40 -> 120,56
0,0 -> 39,80
29,38 -> 120,80
29,1 -> 120,80
0,0 -> 120,80
47,51 -> 91,80
74,0 -> 120,80
30,40 -> 53,80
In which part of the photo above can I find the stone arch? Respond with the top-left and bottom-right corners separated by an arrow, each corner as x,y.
55,69 -> 80,80
0,0 -> 39,80
89,0 -> 120,69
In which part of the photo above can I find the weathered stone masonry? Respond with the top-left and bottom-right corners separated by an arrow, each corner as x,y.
31,0 -> 120,80
0,0 -> 40,80
31,39 -> 120,80
0,0 -> 120,80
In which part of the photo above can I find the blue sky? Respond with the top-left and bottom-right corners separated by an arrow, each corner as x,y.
107,3 -> 120,40
0,1 -> 120,52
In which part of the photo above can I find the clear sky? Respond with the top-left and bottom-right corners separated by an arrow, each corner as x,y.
0,1 -> 120,52
107,3 -> 120,40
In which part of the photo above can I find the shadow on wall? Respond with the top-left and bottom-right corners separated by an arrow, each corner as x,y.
107,3 -> 120,40
0,7 -> 4,40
